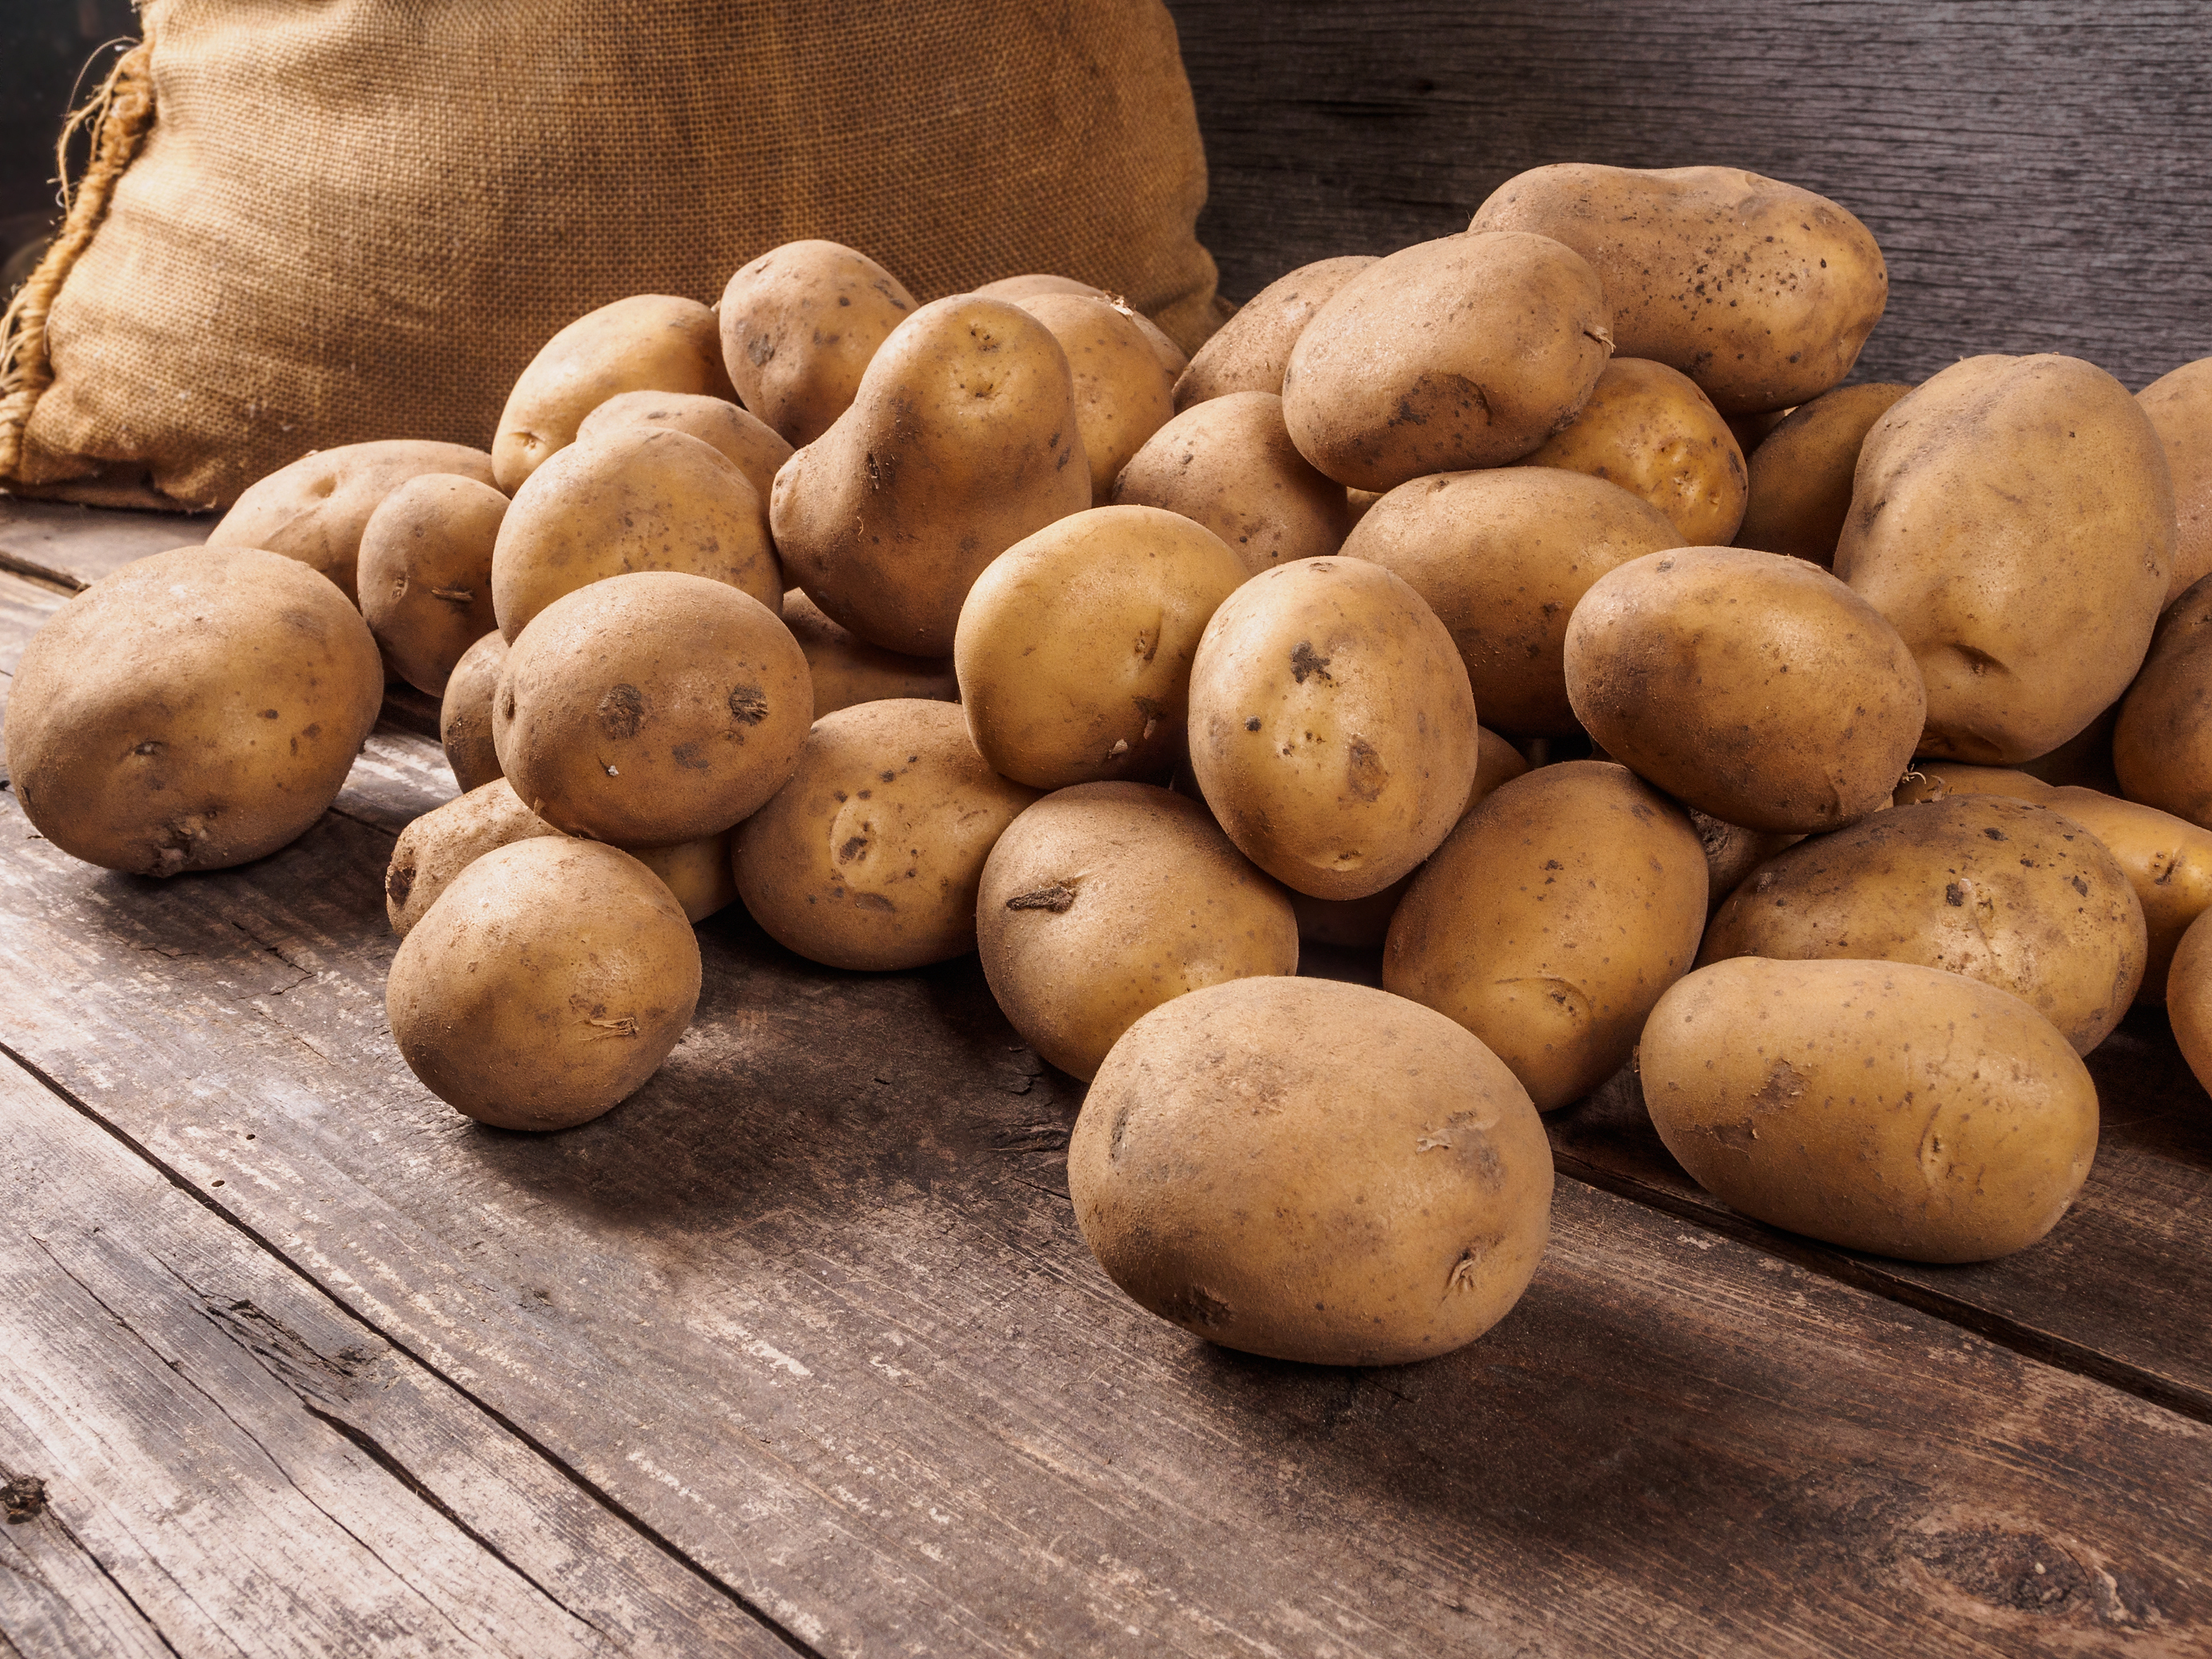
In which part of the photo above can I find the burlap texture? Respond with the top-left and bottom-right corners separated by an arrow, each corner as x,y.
0,0 -> 1226,510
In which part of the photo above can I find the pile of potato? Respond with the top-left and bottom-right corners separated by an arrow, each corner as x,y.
9,163 -> 2211,1369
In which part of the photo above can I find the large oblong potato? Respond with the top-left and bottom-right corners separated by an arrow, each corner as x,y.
385,779 -> 560,936
733,698 -> 1040,970
1734,382 -> 1913,566
1565,546 -> 1925,832
1110,391 -> 1352,575
493,294 -> 734,494
718,241 -> 917,447
2138,358 -> 2212,606
2041,786 -> 2212,1005
1383,762 -> 1706,1109
2114,575 -> 2212,827
358,474 -> 507,695
1170,256 -> 1378,411
6,546 -> 382,876
1470,164 -> 1888,414
1002,292 -> 1174,503
575,390 -> 792,505
2166,909 -> 2212,1099
1640,957 -> 2097,1263
782,590 -> 958,719
1070,976 -> 1554,1366
1281,231 -> 1613,490
1518,358 -> 1748,546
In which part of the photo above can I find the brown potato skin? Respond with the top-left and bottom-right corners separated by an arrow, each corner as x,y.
1187,557 -> 1479,901
956,506 -> 1246,790
1070,976 -> 1553,1366
2138,358 -> 2212,606
1565,546 -> 1926,833
385,779 -> 560,936
770,296 -> 1092,657
733,699 -> 1039,971
1342,468 -> 1678,738
358,474 -> 507,695
576,390 -> 792,506
491,425 -> 782,644
1281,231 -> 1613,490
493,571 -> 811,846
781,590 -> 958,719
2165,909 -> 2212,1099
1891,761 -> 2052,807
1640,957 -> 2097,1264
718,241 -> 917,448
493,295 -> 734,494
1003,293 -> 1174,503
2042,786 -> 2212,1005
2115,575 -> 2212,827
387,838 -> 701,1132
1170,256 -> 1378,412
1836,354 -> 2173,765
629,833 -> 738,924
974,276 -> 1190,378
1470,165 -> 1888,414
6,546 -> 382,877
439,631 -> 507,793
1687,810 -> 1802,918
1384,762 -> 1707,1109
1734,382 -> 1912,567
208,440 -> 497,605
1698,796 -> 2147,1054
976,782 -> 1298,1080
1519,358 -> 1748,546
1111,391 -> 1352,575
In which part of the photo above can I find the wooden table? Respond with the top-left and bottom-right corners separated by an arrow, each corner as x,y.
4,498 -> 2211,1657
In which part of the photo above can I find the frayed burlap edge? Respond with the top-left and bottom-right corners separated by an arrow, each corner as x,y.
0,42 -> 158,488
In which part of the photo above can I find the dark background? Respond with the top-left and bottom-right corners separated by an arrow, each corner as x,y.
0,0 -> 134,290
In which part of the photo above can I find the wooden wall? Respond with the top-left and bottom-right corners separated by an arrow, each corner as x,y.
1166,0 -> 2212,394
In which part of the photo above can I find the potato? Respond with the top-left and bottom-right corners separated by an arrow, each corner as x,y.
575,390 -> 792,504
770,296 -> 1091,656
1110,391 -> 1352,575
976,782 -> 1298,1079
1519,358 -> 1748,546
1001,293 -> 1174,502
1282,231 -> 1612,490
490,425 -> 782,643
630,833 -> 738,924
1641,958 -> 2096,1262
1069,976 -> 1553,1365
1699,796 -> 2146,1053
956,506 -> 1246,790
1470,165 -> 1887,414
493,571 -> 810,845
1341,469 -> 1678,738
974,275 -> 1189,378
1187,557 -> 1478,900
718,241 -> 917,446
207,439 -> 498,606
1891,761 -> 2051,807
492,294 -> 733,494
358,474 -> 506,695
1565,546 -> 1925,832
386,779 -> 559,936
733,699 -> 1039,970
387,837 -> 701,1131
2165,909 -> 2212,1097
1688,809 -> 1802,918
1384,762 -> 1706,1109
2114,576 -> 2212,827
2041,786 -> 2212,1004
1837,354 -> 2173,764
439,631 -> 507,793
1734,382 -> 1912,566
1170,256 -> 1378,412
782,590 -> 958,719
1726,407 -> 1793,457
2138,358 -> 2212,606
6,546 -> 382,876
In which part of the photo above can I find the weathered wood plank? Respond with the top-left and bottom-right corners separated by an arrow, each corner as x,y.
0,567 -> 65,680
0,1465 -> 174,1659
1166,0 -> 2212,393
0,497 -> 207,590
1,738 -> 2207,1654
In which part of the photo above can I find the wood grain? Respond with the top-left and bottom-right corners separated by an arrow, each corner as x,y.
0,498 -> 206,589
1166,0 -> 2212,393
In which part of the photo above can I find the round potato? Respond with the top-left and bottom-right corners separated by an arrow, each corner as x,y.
2114,574 -> 2212,826
1519,358 -> 1748,546
976,782 -> 1298,1079
1699,795 -> 2146,1053
718,241 -> 917,446
494,571 -> 810,845
974,275 -> 1190,378
1688,809 -> 1802,918
1384,762 -> 1706,1109
439,631 -> 507,793
630,833 -> 738,924
2138,358 -> 2212,606
1110,391 -> 1352,575
733,698 -> 1039,970
385,779 -> 560,936
492,294 -> 733,494
2041,786 -> 2212,1005
782,590 -> 958,719
358,474 -> 507,695
1565,546 -> 1926,832
2165,909 -> 2212,1098
6,546 -> 382,877
1186,557 -> 1478,900
1892,762 -> 2051,808
207,439 -> 498,606
1070,976 -> 1554,1366
387,837 -> 701,1131
1282,231 -> 1612,490
1470,164 -> 1888,414
1734,382 -> 1913,566
575,390 -> 792,505
1640,957 -> 2097,1263
956,506 -> 1246,790
1002,293 -> 1174,502
1170,255 -> 1378,412
1344,468 -> 1679,738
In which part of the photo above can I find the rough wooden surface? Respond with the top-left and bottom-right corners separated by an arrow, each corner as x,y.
1165,0 -> 2212,393
0,499 -> 206,590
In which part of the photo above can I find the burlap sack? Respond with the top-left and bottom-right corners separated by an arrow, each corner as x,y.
0,0 -> 1226,510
